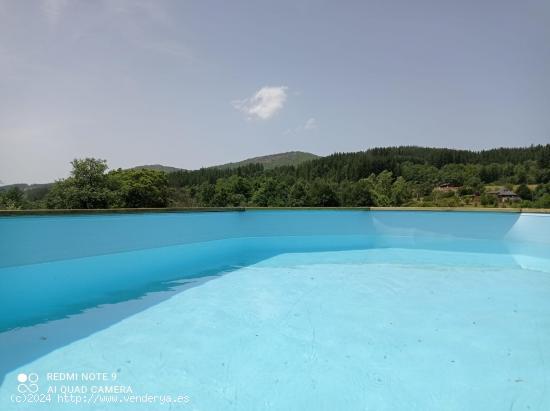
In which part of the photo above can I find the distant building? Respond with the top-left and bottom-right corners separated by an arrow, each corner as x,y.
434,183 -> 460,193
488,188 -> 521,202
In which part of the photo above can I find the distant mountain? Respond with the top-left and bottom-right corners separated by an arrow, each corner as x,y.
132,164 -> 184,173
3,152 -> 320,187
0,183 -> 52,192
213,151 -> 320,170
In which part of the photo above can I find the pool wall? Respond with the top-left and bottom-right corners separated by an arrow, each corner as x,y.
1,210 -> 549,268
1,210 -> 549,331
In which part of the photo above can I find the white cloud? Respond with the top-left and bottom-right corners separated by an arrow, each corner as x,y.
304,117 -> 317,130
232,86 -> 288,120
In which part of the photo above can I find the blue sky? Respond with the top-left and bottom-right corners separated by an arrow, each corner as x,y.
1,0 -> 549,184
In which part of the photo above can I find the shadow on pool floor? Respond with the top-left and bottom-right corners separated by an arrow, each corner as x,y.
0,267 -> 232,388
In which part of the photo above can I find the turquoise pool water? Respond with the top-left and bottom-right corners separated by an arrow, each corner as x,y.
0,211 -> 549,410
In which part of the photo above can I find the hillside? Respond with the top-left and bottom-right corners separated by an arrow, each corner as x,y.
0,183 -> 52,192
132,152 -> 319,173
3,145 -> 550,210
213,151 -> 319,170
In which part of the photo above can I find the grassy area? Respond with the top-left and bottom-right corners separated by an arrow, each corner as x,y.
213,151 -> 319,170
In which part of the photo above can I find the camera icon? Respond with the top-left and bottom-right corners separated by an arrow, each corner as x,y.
17,373 -> 39,393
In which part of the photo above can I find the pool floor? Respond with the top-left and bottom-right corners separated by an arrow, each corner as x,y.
1,247 -> 550,410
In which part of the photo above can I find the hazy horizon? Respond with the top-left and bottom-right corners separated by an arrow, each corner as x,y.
1,0 -> 549,184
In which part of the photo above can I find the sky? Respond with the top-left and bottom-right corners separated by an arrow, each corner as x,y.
1,0 -> 549,184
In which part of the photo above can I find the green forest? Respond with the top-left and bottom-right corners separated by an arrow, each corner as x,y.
2,145 -> 550,210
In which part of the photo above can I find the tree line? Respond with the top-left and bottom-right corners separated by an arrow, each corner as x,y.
2,145 -> 550,210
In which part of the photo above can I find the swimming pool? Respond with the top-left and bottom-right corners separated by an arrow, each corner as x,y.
1,210 -> 549,410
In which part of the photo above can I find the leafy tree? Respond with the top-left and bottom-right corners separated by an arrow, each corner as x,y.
513,164 -> 528,184
366,171 -> 392,206
25,186 -> 50,204
538,145 -> 550,168
401,162 -> 439,198
337,181 -> 354,206
535,194 -> 550,208
308,179 -> 339,206
338,180 -> 374,206
479,163 -> 501,183
197,183 -> 215,206
288,179 -> 310,206
376,170 -> 393,197
107,168 -> 170,208
170,187 -> 196,207
251,178 -> 288,206
391,176 -> 411,205
0,187 -> 25,209
353,179 -> 375,206
45,179 -> 76,209
516,184 -> 532,201
72,158 -> 108,187
459,176 -> 484,195
46,158 -> 111,209
211,176 -> 251,206
439,164 -> 466,186
480,193 -> 498,207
